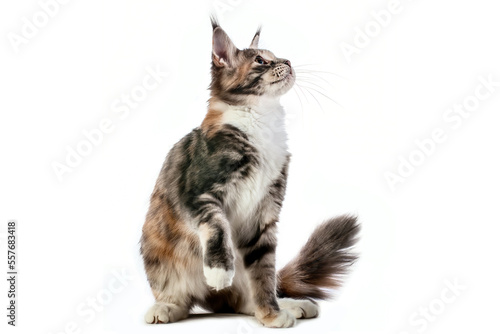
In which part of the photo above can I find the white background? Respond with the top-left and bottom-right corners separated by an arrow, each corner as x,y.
1,0 -> 500,333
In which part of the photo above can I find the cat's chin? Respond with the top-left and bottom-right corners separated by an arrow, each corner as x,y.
268,72 -> 295,97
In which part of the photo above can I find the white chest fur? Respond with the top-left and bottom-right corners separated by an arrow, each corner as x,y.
215,99 -> 289,228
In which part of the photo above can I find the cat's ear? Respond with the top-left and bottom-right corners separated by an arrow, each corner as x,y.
249,26 -> 261,49
212,27 -> 238,67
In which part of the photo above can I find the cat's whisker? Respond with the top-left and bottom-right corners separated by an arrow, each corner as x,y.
295,72 -> 345,89
296,83 -> 317,114
295,84 -> 314,119
302,84 -> 341,107
296,69 -> 344,76
295,71 -> 335,80
295,83 -> 325,113
295,72 -> 332,86
295,74 -> 339,107
294,66 -> 346,79
294,83 -> 310,105
295,76 -> 332,91
293,63 -> 320,67
292,86 -> 305,117
295,83 -> 343,109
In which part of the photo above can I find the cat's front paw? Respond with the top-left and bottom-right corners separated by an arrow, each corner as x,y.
203,265 -> 234,290
144,302 -> 188,324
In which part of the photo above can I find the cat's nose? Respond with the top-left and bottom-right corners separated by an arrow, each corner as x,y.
284,59 -> 291,67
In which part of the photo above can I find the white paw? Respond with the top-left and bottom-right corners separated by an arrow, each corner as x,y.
203,266 -> 234,291
264,309 -> 297,328
144,302 -> 187,324
278,298 -> 319,319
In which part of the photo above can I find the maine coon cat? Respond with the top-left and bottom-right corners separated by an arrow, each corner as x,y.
140,18 -> 360,328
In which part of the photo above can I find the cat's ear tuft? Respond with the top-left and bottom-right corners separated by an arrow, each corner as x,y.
210,14 -> 220,31
212,27 -> 238,67
249,26 -> 262,49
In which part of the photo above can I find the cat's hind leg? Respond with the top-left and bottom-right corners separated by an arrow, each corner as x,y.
278,298 -> 319,319
239,223 -> 296,328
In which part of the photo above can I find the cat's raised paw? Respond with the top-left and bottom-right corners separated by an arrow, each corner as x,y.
144,302 -> 188,324
203,266 -> 234,291
278,298 -> 319,319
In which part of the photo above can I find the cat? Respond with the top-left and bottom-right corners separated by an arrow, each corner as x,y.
140,17 -> 360,328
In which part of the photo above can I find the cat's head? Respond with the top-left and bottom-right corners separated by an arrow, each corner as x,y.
209,19 -> 295,105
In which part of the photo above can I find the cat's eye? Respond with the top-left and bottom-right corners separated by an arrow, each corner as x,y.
255,55 -> 267,65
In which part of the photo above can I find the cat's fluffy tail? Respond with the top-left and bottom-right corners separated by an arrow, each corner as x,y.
277,214 -> 360,300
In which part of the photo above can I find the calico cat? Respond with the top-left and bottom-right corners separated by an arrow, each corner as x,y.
140,18 -> 360,328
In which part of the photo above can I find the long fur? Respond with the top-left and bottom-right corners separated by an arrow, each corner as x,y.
277,215 -> 360,300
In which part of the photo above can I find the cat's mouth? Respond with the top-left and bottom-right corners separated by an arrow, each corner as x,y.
271,72 -> 293,85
